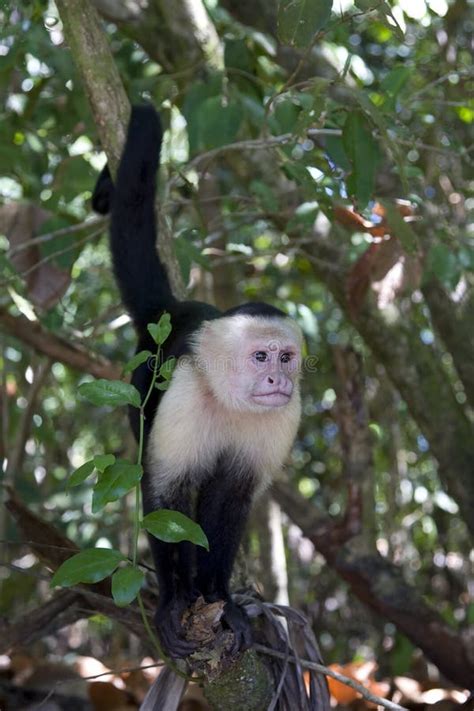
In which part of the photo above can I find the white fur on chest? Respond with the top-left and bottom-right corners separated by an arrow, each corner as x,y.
147,361 -> 301,495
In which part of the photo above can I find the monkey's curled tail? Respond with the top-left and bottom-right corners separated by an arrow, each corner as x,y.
92,105 -> 176,329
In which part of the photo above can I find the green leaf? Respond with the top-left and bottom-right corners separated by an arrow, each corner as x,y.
182,76 -> 223,154
353,0 -> 375,8
68,460 -> 95,488
159,357 -> 176,381
342,111 -> 380,208
174,231 -> 209,283
155,381 -> 171,391
123,350 -> 152,375
278,0 -> 333,49
0,252 -> 18,277
200,97 -> 242,150
325,135 -> 351,172
250,180 -> 279,213
425,244 -> 460,288
380,201 -> 419,254
51,548 -> 125,587
93,454 -> 116,472
143,510 -> 209,550
381,65 -> 410,97
224,38 -> 255,74
92,460 -> 143,513
79,379 -> 141,409
111,565 -> 145,607
147,313 -> 172,346
272,98 -> 301,134
351,90 -> 407,192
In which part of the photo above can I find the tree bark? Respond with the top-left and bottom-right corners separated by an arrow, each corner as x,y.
305,236 -> 474,537
93,0 -> 223,76
0,308 -> 121,380
422,278 -> 474,407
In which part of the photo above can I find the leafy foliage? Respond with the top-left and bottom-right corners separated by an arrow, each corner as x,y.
277,0 -> 333,48
111,565 -> 145,607
51,549 -> 126,587
1,0 -> 472,676
79,379 -> 141,409
91,460 -> 143,513
143,510 -> 210,550
343,111 -> 380,208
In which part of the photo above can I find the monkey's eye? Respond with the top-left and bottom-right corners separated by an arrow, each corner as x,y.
280,353 -> 292,363
254,351 -> 268,362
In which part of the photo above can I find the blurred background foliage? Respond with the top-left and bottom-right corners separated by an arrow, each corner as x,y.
0,0 -> 472,691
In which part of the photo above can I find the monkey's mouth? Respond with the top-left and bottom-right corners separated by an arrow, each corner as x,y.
252,391 -> 291,406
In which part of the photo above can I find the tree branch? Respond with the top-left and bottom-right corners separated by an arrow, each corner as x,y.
0,308 -> 121,380
422,278 -> 474,407
0,589 -> 83,651
4,490 -> 331,710
303,237 -> 474,538
273,479 -> 474,690
274,346 -> 474,689
93,0 -> 223,76
5,358 -> 51,478
55,0 -> 184,297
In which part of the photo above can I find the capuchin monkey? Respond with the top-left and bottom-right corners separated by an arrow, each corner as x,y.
92,105 -> 303,658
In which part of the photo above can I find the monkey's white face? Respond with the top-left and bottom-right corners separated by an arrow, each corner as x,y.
193,315 -> 303,412
240,338 -> 300,408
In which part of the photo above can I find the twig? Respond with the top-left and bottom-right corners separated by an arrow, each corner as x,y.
396,138 -> 471,159
5,358 -> 52,478
1,228 -> 103,288
170,129 -> 341,187
254,644 -> 408,711
78,661 -> 164,681
7,216 -> 108,256
408,68 -> 471,101
20,660 -> 165,711
264,31 -> 324,119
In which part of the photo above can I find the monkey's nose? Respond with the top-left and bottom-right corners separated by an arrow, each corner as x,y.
268,376 -> 274,384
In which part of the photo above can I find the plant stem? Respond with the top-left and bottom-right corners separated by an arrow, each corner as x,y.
132,347 -> 160,566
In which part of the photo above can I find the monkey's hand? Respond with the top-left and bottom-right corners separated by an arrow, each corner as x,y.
154,597 -> 198,659
222,599 -> 253,654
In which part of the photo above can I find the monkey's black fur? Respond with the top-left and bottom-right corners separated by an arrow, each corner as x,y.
92,105 -> 286,657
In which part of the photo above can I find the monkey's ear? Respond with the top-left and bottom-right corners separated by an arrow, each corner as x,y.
92,164 -> 114,215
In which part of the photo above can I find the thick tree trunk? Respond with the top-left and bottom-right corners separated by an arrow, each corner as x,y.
93,0 -> 223,76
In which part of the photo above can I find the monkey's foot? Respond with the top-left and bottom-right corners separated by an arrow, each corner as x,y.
154,599 -> 198,659
222,599 -> 253,654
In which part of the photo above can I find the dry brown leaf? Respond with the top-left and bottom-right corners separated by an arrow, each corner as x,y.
1,202 -> 71,310
88,680 -> 136,710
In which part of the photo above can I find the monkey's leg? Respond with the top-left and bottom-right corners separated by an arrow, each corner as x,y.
142,473 -> 197,657
195,465 -> 255,651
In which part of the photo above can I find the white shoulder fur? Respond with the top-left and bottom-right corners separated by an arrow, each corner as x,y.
147,357 -> 301,496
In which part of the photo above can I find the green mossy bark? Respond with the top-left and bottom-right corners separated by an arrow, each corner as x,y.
203,650 -> 273,711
